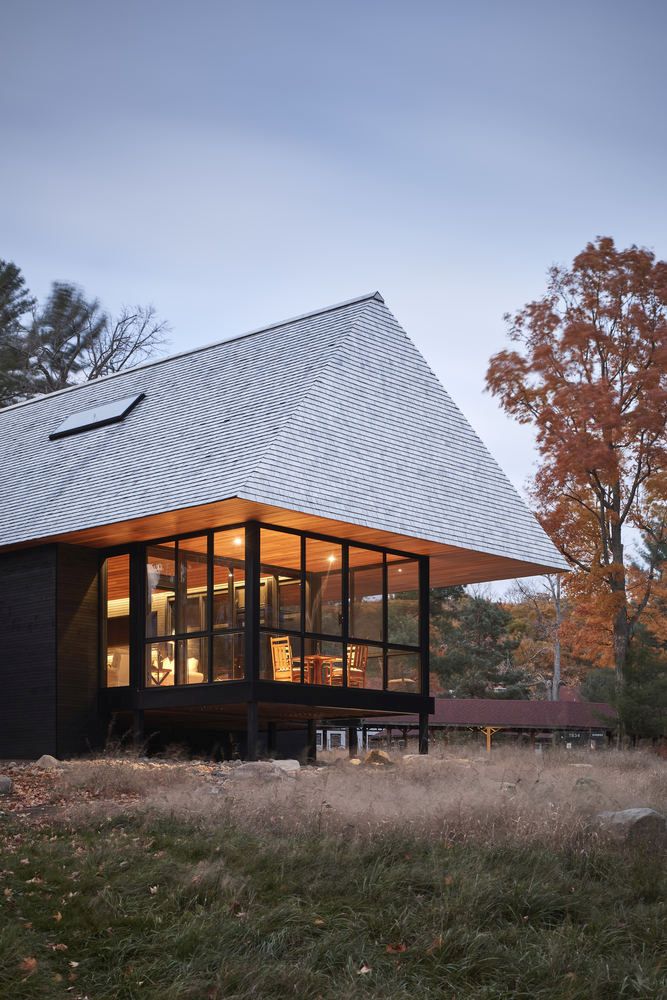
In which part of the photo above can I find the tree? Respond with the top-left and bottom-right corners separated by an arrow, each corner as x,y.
581,637 -> 667,742
431,587 -> 529,698
507,575 -> 565,700
0,259 -> 35,405
0,259 -> 168,403
486,237 -> 667,686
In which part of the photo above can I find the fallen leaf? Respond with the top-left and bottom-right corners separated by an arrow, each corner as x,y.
358,963 -> 372,975
69,961 -> 80,968
426,936 -> 444,954
149,885 -> 159,895
444,875 -> 454,886
50,943 -> 68,952
386,943 -> 407,954
53,911 -> 62,922
314,918 -> 326,927
19,957 -> 38,975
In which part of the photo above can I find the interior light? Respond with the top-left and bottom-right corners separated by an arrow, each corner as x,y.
233,537 -> 242,546
327,554 -> 336,563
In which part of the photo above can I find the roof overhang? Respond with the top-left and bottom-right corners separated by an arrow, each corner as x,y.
0,495 -> 567,587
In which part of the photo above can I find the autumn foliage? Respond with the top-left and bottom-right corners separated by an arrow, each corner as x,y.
486,237 -> 667,681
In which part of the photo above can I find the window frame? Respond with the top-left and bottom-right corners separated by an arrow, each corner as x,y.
100,520 -> 426,694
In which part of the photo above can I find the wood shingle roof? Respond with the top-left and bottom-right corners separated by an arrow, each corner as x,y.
0,292 -> 568,572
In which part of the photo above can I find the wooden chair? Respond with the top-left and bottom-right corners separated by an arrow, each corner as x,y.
270,635 -> 300,682
329,644 -> 368,687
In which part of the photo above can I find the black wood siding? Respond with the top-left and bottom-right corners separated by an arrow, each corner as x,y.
56,545 -> 101,756
0,545 -> 58,758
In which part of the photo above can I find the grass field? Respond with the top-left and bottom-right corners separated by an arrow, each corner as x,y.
1,747 -> 665,999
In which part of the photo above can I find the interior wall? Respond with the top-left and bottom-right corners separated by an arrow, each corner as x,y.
0,545 -> 58,758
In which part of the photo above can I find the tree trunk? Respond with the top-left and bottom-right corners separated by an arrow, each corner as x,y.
609,485 -> 628,689
612,603 -> 629,689
549,575 -> 562,701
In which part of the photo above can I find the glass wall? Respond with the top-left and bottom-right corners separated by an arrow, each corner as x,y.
106,523 -> 423,694
258,527 -> 423,692
104,554 -> 130,686
142,530 -> 247,687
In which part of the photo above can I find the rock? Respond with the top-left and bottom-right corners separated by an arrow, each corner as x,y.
364,749 -> 394,766
348,758 -> 361,766
0,776 -> 12,795
272,759 -> 300,776
35,754 -> 64,771
596,808 -> 667,845
227,761 -> 286,782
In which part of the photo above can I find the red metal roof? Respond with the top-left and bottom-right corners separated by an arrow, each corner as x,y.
370,698 -> 617,730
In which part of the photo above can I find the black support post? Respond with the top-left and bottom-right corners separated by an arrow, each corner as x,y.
419,712 -> 429,755
348,723 -> 359,757
247,701 -> 259,761
419,555 -> 430,700
267,721 -> 277,756
245,522 -> 260,685
306,719 -> 317,763
133,709 -> 144,748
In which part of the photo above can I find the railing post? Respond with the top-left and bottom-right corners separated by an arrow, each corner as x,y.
419,712 -> 429,755
246,701 -> 258,761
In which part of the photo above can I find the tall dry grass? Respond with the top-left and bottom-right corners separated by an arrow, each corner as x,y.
55,746 -> 667,848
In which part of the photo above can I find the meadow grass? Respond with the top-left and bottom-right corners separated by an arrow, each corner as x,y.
1,747 -> 665,999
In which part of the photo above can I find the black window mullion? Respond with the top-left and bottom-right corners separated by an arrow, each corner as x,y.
207,531 -> 214,683
342,543 -> 349,687
300,534 -> 306,683
382,554 -> 388,690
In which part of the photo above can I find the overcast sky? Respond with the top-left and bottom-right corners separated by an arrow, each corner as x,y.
2,0 -> 666,574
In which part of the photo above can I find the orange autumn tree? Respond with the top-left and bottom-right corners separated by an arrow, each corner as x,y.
486,237 -> 667,685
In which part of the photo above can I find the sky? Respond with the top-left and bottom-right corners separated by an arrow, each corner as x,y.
2,0 -> 666,581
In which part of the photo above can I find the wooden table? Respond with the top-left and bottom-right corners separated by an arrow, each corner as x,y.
304,654 -> 342,685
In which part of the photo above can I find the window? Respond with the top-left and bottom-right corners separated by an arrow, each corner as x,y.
306,539 -> 342,635
387,557 -> 420,647
349,547 -> 384,643
258,528 -> 423,693
133,524 -> 423,694
104,554 -> 130,687
260,529 -> 302,631
144,530 -> 246,687
50,392 -> 144,440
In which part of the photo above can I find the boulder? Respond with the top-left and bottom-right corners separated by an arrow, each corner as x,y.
272,759 -> 300,776
596,808 -> 667,845
35,754 -> 64,771
364,749 -> 394,766
227,761 -> 285,782
0,776 -> 12,796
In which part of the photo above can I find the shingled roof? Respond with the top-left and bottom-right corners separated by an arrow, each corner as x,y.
0,292 -> 568,571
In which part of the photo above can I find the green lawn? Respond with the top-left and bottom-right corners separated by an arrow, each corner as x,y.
1,805 -> 666,1000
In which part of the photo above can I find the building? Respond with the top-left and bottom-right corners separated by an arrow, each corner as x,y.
0,292 -> 567,760
369,698 -> 618,751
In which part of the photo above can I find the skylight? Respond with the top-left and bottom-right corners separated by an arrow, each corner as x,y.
49,392 -> 145,441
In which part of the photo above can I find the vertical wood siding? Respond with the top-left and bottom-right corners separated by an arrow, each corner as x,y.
56,545 -> 101,756
0,546 -> 58,758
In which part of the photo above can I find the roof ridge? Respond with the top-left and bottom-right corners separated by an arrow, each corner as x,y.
236,296 -> 383,497
238,296 -> 386,499
0,291 -> 385,417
